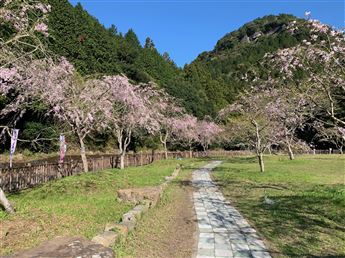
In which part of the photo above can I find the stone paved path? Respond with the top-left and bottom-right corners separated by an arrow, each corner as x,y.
192,161 -> 272,258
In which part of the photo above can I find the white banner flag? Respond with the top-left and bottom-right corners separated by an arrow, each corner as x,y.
59,134 -> 67,163
9,129 -> 19,168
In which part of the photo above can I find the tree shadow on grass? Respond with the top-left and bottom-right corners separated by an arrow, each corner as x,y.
174,180 -> 193,187
242,190 -> 345,257
212,167 -> 251,174
182,165 -> 205,170
224,156 -> 257,164
215,180 -> 290,191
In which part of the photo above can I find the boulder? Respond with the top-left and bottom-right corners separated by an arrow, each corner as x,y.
165,167 -> 180,182
122,211 -> 137,224
132,204 -> 148,217
91,231 -> 119,247
117,186 -> 162,204
165,176 -> 174,181
241,35 -> 250,43
7,236 -> 114,258
104,222 -> 118,232
160,182 -> 168,191
106,223 -> 129,238
142,199 -> 152,209
120,220 -> 136,232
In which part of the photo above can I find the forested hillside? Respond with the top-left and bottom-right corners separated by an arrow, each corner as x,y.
1,0 -> 321,152
46,4 -> 314,117
46,0 -> 211,117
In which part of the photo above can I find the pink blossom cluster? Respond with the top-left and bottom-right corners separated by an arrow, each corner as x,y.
197,120 -> 223,150
170,114 -> 199,146
0,67 -> 19,93
0,52 -> 227,159
34,23 -> 49,37
1,8 -> 28,31
1,0 -> 52,93
103,75 -> 161,135
34,3 -> 51,14
0,67 -> 17,82
3,58 -> 112,143
1,0 -> 51,33
309,19 -> 331,34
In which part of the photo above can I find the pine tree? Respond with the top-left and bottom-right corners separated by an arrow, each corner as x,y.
144,37 -> 155,49
108,24 -> 118,36
124,29 -> 141,49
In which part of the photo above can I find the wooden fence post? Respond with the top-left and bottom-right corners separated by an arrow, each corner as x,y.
16,170 -> 19,190
71,159 -> 74,176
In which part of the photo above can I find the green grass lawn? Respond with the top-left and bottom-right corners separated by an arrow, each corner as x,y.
213,155 -> 345,258
0,158 -> 205,255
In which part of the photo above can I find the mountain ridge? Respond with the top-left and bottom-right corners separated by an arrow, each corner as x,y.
187,14 -> 312,111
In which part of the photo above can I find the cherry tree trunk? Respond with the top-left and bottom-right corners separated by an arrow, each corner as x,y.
0,187 -> 14,214
79,138 -> 89,172
267,146 -> 272,155
120,153 -> 125,169
258,153 -> 265,173
160,133 -> 169,159
163,142 -> 168,159
340,147 -> 343,155
287,143 -> 295,160
202,144 -> 207,152
254,122 -> 265,172
189,147 -> 193,158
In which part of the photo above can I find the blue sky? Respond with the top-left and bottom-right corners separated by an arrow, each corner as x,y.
69,0 -> 344,67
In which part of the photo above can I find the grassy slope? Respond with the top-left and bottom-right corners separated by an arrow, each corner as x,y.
0,158 -> 199,255
213,155 -> 345,257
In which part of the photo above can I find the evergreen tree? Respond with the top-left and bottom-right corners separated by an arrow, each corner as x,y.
124,29 -> 141,49
144,37 -> 155,49
108,24 -> 118,36
163,52 -> 172,62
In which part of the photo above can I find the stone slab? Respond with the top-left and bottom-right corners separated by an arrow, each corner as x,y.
7,237 -> 114,258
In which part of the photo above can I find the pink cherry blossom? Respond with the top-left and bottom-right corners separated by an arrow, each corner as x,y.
101,75 -> 166,168
34,23 -> 49,37
170,114 -> 199,156
266,19 -> 345,128
197,120 -> 223,151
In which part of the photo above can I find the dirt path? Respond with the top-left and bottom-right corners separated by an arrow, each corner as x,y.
115,169 -> 198,258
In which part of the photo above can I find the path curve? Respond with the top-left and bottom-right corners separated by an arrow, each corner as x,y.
192,161 -> 272,258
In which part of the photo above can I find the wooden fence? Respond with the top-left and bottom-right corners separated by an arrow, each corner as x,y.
0,149 -> 340,193
299,149 -> 343,155
0,150 -> 249,193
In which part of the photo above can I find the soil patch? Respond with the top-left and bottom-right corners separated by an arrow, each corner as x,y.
115,176 -> 197,258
